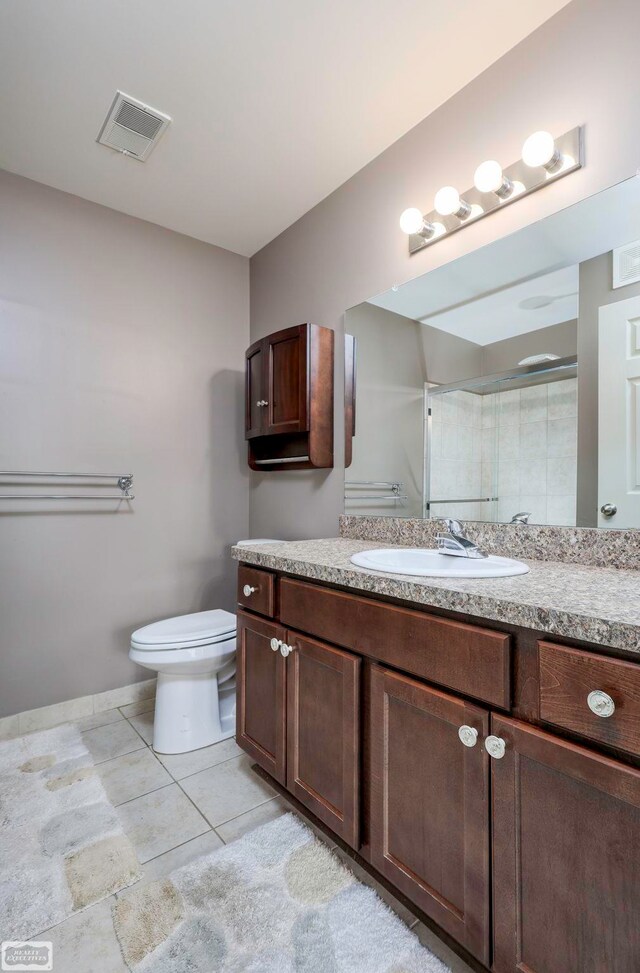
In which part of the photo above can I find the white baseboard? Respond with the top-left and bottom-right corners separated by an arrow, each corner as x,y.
0,678 -> 157,741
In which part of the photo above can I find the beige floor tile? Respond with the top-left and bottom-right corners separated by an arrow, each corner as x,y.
215,796 -> 289,842
116,830 -> 224,899
156,736 -> 242,780
76,708 -> 124,732
44,896 -> 127,973
119,697 -> 155,718
116,783 -> 210,863
414,922 -> 476,972
179,753 -> 276,827
127,710 -> 154,745
83,721 -> 146,764
98,748 -> 173,806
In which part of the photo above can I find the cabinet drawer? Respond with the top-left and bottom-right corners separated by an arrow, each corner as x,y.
280,578 -> 511,708
538,641 -> 640,757
237,565 -> 276,617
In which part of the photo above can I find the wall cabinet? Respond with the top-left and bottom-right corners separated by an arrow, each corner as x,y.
236,564 -> 640,971
245,323 -> 334,470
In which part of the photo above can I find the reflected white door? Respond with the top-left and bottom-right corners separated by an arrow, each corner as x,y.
598,296 -> 640,528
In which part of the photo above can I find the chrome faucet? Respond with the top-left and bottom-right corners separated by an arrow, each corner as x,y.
510,511 -> 531,525
436,519 -> 487,559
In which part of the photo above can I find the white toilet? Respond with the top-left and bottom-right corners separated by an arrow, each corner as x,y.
129,609 -> 237,754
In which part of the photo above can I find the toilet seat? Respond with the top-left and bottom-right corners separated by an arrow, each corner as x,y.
131,609 -> 236,652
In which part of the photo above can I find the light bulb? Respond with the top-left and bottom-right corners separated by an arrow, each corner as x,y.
473,160 -> 513,199
399,208 -> 425,234
522,131 -> 561,171
399,207 -> 435,239
434,186 -> 471,219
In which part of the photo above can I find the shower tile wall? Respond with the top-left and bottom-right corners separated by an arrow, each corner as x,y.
429,390 -> 485,522
430,378 -> 577,526
482,377 -> 577,526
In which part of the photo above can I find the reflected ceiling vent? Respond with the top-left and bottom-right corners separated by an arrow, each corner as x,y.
97,91 -> 171,161
613,240 -> 640,289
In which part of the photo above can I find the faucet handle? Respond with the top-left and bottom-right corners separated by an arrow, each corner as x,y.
443,518 -> 464,535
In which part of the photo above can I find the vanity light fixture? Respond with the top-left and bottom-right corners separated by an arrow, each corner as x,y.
401,125 -> 582,254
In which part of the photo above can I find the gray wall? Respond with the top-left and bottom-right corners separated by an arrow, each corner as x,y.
249,0 -> 640,540
577,251 -> 640,525
482,320 -> 577,374
346,304 -> 428,518
0,170 -> 249,716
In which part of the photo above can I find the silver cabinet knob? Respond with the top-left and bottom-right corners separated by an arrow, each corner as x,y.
486,735 -> 506,759
600,503 -> 617,518
270,637 -> 281,652
243,584 -> 257,597
262,400 -> 269,407
280,642 -> 297,658
587,690 -> 615,718
458,725 -> 478,748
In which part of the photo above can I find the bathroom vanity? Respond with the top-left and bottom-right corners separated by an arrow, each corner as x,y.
232,536 -> 640,973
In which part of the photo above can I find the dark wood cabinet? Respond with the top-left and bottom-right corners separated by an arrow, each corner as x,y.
492,714 -> 640,973
286,630 -> 360,847
369,664 -> 491,965
245,341 -> 265,440
236,611 -> 287,784
236,562 -> 640,972
245,323 -> 334,470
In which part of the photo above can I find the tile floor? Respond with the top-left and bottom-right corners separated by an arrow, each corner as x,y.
36,701 -> 473,972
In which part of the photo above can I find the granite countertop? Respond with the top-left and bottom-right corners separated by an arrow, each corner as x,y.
231,538 -> 640,654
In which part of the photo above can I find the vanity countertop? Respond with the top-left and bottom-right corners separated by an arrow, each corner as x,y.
232,537 -> 640,654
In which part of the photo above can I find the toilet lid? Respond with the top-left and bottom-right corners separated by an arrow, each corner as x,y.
131,609 -> 236,647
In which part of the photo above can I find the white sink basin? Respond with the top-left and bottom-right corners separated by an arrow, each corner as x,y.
350,548 -> 529,579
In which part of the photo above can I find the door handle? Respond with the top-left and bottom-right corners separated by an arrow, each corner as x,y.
600,503 -> 617,518
280,642 -> 297,658
269,637 -> 282,652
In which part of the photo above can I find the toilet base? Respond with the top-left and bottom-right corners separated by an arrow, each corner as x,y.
152,670 -> 235,754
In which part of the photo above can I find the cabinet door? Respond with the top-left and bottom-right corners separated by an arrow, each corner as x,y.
369,665 -> 490,965
492,715 -> 640,973
286,630 -> 360,848
236,610 -> 286,784
263,325 -> 308,435
245,340 -> 265,439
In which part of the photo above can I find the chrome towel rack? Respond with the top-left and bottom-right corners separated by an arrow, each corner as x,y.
0,471 -> 135,500
344,480 -> 407,503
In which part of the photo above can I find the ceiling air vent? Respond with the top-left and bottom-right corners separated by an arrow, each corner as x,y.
613,240 -> 640,289
97,91 -> 171,161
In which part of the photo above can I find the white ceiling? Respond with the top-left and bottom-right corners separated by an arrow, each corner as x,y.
0,0 -> 571,256
417,265 -> 579,345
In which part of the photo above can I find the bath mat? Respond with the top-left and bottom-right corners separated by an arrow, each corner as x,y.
0,723 -> 141,939
112,813 -> 451,972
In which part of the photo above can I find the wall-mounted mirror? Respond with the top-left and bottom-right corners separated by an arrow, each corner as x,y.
344,176 -> 640,529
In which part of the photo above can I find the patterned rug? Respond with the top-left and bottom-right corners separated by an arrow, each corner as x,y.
0,723 -> 141,939
112,813 -> 451,972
